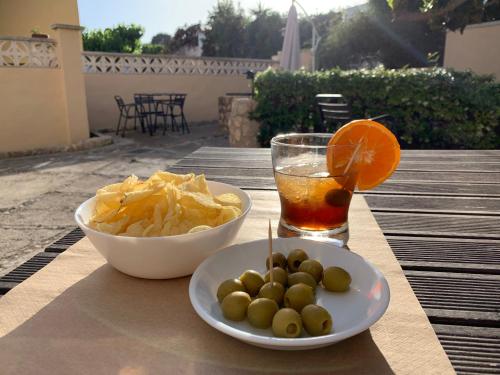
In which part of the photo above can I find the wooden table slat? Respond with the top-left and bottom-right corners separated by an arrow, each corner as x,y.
374,212 -> 500,239
168,165 -> 500,185
192,147 -> 500,157
177,157 -> 500,172
188,151 -> 500,164
365,195 -> 500,214
371,182 -> 500,197
386,236 -> 500,274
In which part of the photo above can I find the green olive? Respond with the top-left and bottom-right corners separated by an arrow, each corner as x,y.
221,291 -> 251,321
284,283 -> 315,312
266,252 -> 287,270
298,259 -> 324,283
239,270 -> 265,297
264,267 -> 288,286
287,249 -> 309,273
272,308 -> 302,338
247,298 -> 279,329
288,272 -> 317,290
301,304 -> 333,336
258,282 -> 285,305
216,278 -> 246,303
322,266 -> 352,292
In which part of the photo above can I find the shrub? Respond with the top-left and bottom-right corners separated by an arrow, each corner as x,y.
141,43 -> 165,54
253,67 -> 500,149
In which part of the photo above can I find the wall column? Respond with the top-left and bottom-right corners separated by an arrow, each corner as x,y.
50,23 -> 89,144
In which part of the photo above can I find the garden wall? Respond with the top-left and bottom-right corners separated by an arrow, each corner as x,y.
0,35 -> 89,154
444,21 -> 500,80
83,52 -> 278,130
0,67 -> 68,152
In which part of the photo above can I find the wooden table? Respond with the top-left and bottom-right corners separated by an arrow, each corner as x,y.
1,147 -> 499,374
168,147 -> 500,374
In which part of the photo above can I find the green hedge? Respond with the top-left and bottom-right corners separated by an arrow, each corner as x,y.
253,68 -> 500,149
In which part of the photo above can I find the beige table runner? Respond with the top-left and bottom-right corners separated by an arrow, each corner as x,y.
0,193 -> 454,375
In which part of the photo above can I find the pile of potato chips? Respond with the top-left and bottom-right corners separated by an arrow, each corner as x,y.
87,171 -> 243,237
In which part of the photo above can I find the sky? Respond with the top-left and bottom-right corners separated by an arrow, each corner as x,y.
78,0 -> 367,42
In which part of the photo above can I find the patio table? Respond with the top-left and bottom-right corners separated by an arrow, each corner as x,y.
1,147 -> 499,374
134,93 -> 189,134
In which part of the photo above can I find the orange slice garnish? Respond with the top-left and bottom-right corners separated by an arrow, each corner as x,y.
327,119 -> 400,191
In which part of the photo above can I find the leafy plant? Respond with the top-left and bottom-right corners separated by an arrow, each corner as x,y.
202,0 -> 247,58
386,0 -> 500,32
253,67 -> 500,149
151,33 -> 172,53
82,24 -> 144,53
141,43 -> 165,54
244,6 -> 284,59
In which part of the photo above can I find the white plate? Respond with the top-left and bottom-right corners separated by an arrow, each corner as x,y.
189,237 -> 390,350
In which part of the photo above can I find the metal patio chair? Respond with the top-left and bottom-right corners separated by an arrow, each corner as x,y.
168,94 -> 190,134
114,95 -> 140,137
154,95 -> 175,135
133,94 -> 159,136
315,94 -> 351,132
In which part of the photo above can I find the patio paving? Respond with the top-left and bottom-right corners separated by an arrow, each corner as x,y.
0,122 -> 228,276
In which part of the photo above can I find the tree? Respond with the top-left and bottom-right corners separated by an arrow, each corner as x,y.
244,6 -> 284,59
318,0 -> 444,69
151,33 -> 172,53
387,0 -> 500,32
170,24 -> 202,53
299,11 -> 341,49
202,0 -> 247,57
141,43 -> 165,54
82,24 -> 144,53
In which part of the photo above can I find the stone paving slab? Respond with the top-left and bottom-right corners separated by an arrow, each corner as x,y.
0,172 -> 66,210
0,122 -> 228,276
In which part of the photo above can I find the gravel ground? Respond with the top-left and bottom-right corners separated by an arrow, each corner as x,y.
0,122 -> 228,276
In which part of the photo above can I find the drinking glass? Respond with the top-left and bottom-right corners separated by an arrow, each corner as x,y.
271,133 -> 360,247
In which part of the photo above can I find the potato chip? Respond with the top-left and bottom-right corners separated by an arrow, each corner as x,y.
150,171 -> 194,185
179,174 -> 210,194
188,225 -> 212,233
88,171 -> 243,237
125,220 -> 145,237
214,193 -> 242,209
179,191 -> 221,210
220,206 -> 241,222
120,175 -> 140,192
94,215 -> 129,235
142,223 -> 157,237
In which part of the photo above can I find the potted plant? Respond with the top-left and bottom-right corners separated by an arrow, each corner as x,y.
31,28 -> 49,39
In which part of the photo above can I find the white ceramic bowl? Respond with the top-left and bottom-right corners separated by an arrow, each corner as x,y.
190,237 -> 390,350
75,181 -> 252,279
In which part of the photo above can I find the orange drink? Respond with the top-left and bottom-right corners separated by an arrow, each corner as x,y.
271,121 -> 400,246
275,167 -> 354,231
271,134 -> 359,245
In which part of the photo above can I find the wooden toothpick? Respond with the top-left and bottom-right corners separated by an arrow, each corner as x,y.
268,219 -> 274,285
343,138 -> 364,176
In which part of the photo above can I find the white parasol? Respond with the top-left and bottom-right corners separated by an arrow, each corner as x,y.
280,3 -> 301,71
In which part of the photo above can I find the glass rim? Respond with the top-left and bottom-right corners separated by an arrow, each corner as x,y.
270,133 -> 359,149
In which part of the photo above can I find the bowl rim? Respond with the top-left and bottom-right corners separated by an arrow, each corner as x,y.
74,180 -> 252,240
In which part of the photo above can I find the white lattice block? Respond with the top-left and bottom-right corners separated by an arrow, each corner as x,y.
0,38 -> 58,68
81,52 -> 277,75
